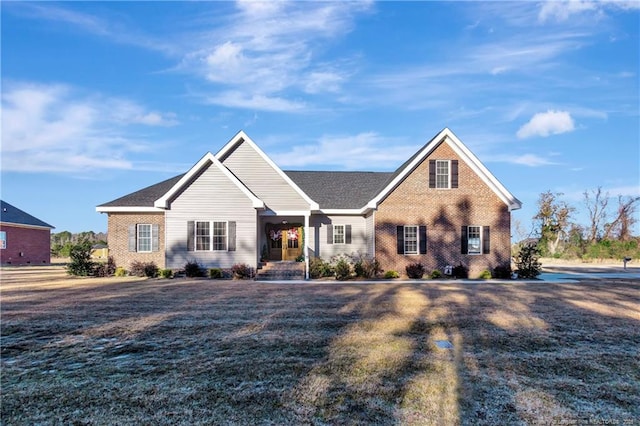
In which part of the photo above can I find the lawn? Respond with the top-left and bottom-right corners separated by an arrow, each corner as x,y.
1,267 -> 638,425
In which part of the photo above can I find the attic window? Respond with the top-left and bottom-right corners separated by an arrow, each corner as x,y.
436,160 -> 450,189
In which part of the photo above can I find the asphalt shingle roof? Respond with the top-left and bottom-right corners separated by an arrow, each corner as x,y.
284,170 -> 394,209
98,174 -> 185,208
0,200 -> 54,228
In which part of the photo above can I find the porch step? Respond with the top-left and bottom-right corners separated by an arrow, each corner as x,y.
256,261 -> 305,281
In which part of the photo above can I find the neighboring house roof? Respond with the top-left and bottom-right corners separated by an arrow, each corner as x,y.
97,174 -> 185,211
285,171 -> 393,210
0,200 -> 54,229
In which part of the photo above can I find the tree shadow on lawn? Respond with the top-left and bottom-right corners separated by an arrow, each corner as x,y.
1,279 -> 639,425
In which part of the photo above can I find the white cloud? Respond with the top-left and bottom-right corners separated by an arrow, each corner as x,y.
489,153 -> 559,167
205,91 -> 306,112
538,0 -> 640,23
272,132 -> 416,170
1,81 -> 178,173
516,110 -> 575,139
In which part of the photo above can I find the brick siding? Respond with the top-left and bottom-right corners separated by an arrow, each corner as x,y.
0,224 -> 51,265
375,140 -> 512,278
107,213 -> 165,269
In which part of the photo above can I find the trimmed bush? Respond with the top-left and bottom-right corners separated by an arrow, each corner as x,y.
93,256 -> 116,277
430,269 -> 443,279
209,268 -> 223,279
310,257 -> 333,279
478,269 -> 492,280
185,261 -> 204,278
405,263 -> 425,279
115,267 -> 127,277
232,263 -> 254,279
352,254 -> 381,279
492,265 -> 512,279
333,258 -> 351,280
130,261 -> 159,278
159,269 -> 173,279
384,270 -> 400,279
452,264 -> 468,279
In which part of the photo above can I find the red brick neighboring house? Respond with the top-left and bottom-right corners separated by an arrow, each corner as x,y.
98,128 -> 521,278
0,200 -> 55,265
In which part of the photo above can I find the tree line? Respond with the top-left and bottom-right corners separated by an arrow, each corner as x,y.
51,231 -> 107,257
516,187 -> 640,260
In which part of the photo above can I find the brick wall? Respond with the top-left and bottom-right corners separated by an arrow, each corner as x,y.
375,140 -> 512,278
107,213 -> 165,269
0,224 -> 51,265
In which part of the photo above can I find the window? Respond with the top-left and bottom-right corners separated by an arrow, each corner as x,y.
462,225 -> 490,255
333,225 -> 345,244
436,160 -> 450,189
404,226 -> 418,254
467,226 -> 481,255
0,231 -> 6,249
212,221 -> 227,251
195,221 -> 211,251
137,224 -> 152,252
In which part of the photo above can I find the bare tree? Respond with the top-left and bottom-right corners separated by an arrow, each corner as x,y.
583,187 -> 609,243
534,190 -> 574,256
603,195 -> 640,241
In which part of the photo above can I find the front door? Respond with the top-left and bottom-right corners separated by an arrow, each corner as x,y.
266,224 -> 303,261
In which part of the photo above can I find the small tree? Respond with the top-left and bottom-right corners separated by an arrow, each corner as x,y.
66,240 -> 95,276
514,242 -> 542,279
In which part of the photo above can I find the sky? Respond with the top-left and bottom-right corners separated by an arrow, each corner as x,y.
1,0 -> 639,237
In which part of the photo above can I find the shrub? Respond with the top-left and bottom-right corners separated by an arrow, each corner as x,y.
478,269 -> 492,280
115,267 -> 127,277
130,261 -> 158,278
310,257 -> 333,279
384,270 -> 400,279
66,240 -> 95,276
405,263 -> 425,279
295,254 -> 305,262
184,261 -> 204,278
209,268 -> 223,279
93,256 -> 116,277
514,243 -> 542,279
352,253 -> 381,279
430,269 -> 443,279
492,265 -> 512,279
159,269 -> 173,279
232,263 -> 254,279
452,264 -> 469,279
331,254 -> 352,280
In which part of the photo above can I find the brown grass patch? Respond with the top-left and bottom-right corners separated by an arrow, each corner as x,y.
1,267 -> 639,425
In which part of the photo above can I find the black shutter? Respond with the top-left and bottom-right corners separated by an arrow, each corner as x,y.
461,226 -> 468,254
451,160 -> 459,189
228,221 -> 236,251
128,225 -> 136,252
397,226 -> 404,254
187,221 -> 194,251
327,225 -> 333,244
482,226 -> 490,254
345,225 -> 352,244
419,225 -> 427,254
429,160 -> 436,188
152,224 -> 159,252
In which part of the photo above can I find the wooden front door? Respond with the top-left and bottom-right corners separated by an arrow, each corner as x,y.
267,224 -> 303,261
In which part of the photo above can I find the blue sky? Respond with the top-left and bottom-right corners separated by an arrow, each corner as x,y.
2,1 -> 639,236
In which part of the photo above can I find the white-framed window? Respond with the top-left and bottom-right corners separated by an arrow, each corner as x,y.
436,160 -> 450,189
333,225 -> 345,244
404,225 -> 418,254
137,224 -> 152,252
467,225 -> 482,255
0,231 -> 6,249
194,221 -> 227,251
195,221 -> 211,251
212,221 -> 227,251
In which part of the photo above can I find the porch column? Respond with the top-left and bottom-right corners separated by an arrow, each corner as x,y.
304,213 -> 310,280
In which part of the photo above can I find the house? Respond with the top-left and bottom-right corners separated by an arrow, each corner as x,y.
0,200 -> 55,265
97,128 -> 521,278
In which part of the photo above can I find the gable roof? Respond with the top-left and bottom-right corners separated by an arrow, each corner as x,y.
0,200 -> 54,229
285,171 -> 393,210
154,152 -> 265,209
368,128 -> 522,211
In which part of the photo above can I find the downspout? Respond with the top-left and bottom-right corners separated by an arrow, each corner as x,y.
304,213 -> 310,280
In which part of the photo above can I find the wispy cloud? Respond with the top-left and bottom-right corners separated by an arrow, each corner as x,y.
538,0 -> 640,23
272,132 -> 416,170
516,110 -> 575,139
1,82 -> 178,173
489,153 -> 561,167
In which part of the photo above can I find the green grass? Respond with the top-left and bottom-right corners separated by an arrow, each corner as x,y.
1,267 -> 639,425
